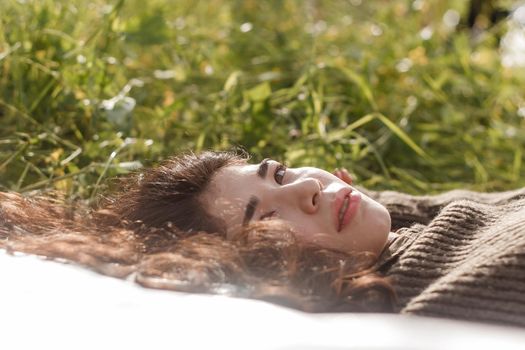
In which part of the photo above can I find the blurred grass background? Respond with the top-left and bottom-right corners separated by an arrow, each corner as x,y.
1,0 -> 524,200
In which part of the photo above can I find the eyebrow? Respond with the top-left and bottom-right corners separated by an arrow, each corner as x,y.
243,196 -> 259,226
242,159 -> 270,225
257,158 -> 270,179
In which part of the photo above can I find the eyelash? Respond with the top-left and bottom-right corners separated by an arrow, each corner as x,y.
260,210 -> 277,220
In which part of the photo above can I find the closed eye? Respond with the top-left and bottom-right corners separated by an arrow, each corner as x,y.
259,210 -> 277,221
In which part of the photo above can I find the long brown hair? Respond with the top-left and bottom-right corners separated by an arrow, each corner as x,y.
0,150 -> 396,312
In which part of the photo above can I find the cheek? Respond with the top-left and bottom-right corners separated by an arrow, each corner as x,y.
365,199 -> 390,227
360,200 -> 391,247
279,212 -> 326,243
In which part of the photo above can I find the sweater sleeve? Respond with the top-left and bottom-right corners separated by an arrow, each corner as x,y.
361,187 -> 525,231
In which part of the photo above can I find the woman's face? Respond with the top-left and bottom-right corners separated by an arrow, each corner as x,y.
202,159 -> 391,256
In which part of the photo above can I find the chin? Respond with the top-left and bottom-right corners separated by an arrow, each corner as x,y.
361,197 -> 392,255
374,206 -> 391,254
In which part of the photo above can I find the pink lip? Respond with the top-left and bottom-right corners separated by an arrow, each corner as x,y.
333,187 -> 361,233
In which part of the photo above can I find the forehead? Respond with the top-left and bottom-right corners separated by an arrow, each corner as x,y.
203,163 -> 259,234
210,163 -> 258,194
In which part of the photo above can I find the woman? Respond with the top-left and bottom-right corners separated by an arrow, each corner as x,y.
1,150 -> 525,326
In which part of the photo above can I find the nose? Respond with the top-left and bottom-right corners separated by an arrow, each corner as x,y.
276,178 -> 322,214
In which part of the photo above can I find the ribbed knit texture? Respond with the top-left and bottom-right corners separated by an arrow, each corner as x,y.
368,188 -> 525,327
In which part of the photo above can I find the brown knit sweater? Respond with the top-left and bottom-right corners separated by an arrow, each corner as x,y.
368,187 -> 525,327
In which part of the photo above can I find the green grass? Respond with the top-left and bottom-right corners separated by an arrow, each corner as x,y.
1,0 -> 524,199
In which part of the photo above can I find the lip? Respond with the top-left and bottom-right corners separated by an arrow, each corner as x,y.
333,187 -> 361,233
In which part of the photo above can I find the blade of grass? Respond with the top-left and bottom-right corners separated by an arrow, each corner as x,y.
20,165 -> 95,192
14,162 -> 30,191
326,113 -> 376,142
327,112 -> 429,160
465,151 -> 489,184
350,131 -> 391,178
390,167 -> 431,192
0,142 -> 27,173
0,99 -> 79,150
0,42 -> 21,62
29,78 -> 57,113
60,148 -> 82,166
90,150 -> 118,200
333,65 -> 377,110
376,113 -> 430,160
513,148 -> 522,182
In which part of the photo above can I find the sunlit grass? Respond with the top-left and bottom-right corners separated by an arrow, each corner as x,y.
1,0 -> 524,199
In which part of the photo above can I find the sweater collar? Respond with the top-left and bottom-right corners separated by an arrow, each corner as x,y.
375,225 -> 423,274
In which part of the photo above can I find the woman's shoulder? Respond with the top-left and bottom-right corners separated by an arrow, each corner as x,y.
363,186 -> 525,207
361,186 -> 525,230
